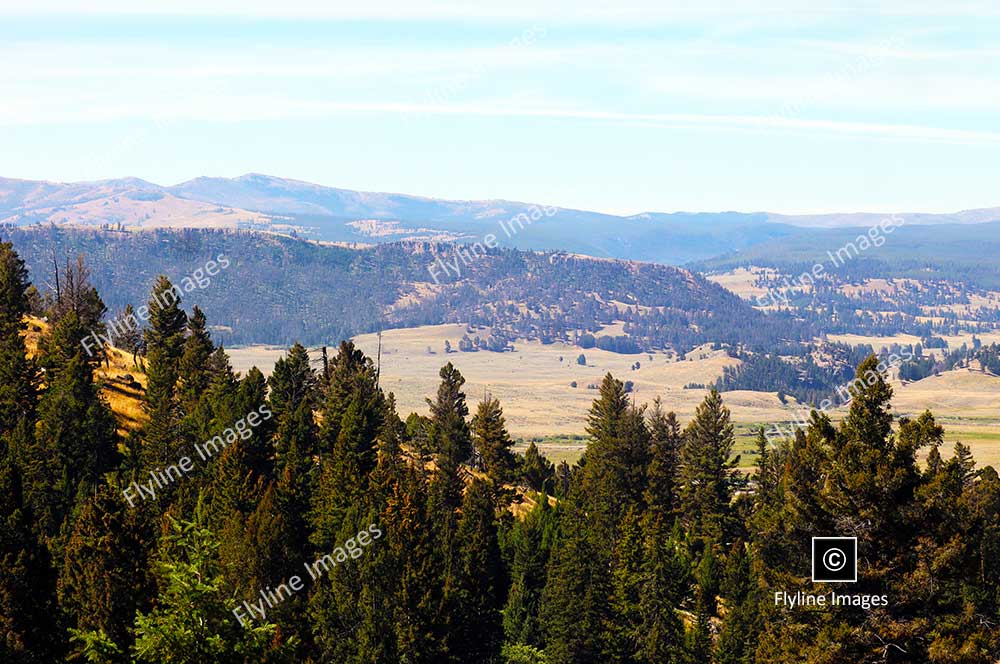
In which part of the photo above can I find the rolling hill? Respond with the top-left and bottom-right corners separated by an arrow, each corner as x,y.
5,226 -> 784,350
4,173 -> 998,265
692,220 -> 1000,289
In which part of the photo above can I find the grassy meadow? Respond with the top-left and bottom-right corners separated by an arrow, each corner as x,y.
226,324 -> 1000,469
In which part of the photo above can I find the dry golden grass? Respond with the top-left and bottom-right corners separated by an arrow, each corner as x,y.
24,316 -> 146,435
512,439 -> 588,466
22,316 -> 47,357
826,332 -> 925,352
228,324 -> 789,437
97,346 -> 147,435
705,267 -> 774,299
9,193 -> 275,230
891,369 -> 1000,418
829,331 -> 1000,354
228,324 -> 1000,469
508,490 -> 557,519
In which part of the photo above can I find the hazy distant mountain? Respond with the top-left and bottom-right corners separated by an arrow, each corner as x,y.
0,176 -> 159,216
2,173 -> 998,264
692,219 -> 1000,289
167,173 -> 1000,229
766,207 -> 1000,228
169,173 -> 551,222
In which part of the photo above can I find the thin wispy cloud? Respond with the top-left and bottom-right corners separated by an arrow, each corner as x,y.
5,0 -> 1000,19
645,72 -> 1000,110
0,1 -> 997,212
3,94 -> 995,146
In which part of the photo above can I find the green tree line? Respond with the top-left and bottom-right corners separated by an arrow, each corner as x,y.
1,240 -> 999,663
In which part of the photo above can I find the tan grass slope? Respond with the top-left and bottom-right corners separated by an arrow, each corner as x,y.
24,316 -> 146,435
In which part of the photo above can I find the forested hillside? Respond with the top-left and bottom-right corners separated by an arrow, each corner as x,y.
3,226 -> 799,351
692,221 -> 1000,290
2,239 -> 1000,663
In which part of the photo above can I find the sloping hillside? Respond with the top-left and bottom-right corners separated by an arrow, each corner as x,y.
692,221 -> 1000,289
23,316 -> 146,435
6,226 -> 788,350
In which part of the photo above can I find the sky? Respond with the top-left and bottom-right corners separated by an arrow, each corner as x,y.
1,1 -> 999,214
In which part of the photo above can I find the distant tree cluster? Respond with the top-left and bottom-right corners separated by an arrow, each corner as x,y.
897,341 -> 1000,381
922,335 -> 949,349
594,335 -> 642,354
716,342 -> 876,405
457,331 -> 512,353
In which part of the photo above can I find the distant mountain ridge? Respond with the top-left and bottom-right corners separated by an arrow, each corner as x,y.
2,173 -> 998,265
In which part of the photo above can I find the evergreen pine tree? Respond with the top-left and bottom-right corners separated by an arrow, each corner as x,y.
427,362 -> 472,512
381,464 -> 441,662
321,340 -> 381,446
125,509 -> 288,663
309,504 -> 384,663
685,550 -> 718,664
0,442 -> 61,663
685,599 -> 712,664
678,389 -> 737,544
141,277 -> 187,471
177,305 -> 214,412
39,309 -> 92,373
235,365 -> 274,480
0,241 -> 30,335
272,377 -> 318,478
29,351 -> 118,541
521,441 -> 554,493
645,398 -> 682,521
472,395 -> 517,487
447,478 -> 505,663
953,441 -> 977,489
206,436 -> 262,535
605,506 -> 646,663
272,398 -> 318,567
503,496 -> 559,648
0,242 -> 39,484
715,541 -> 760,664
312,398 -> 377,548
267,342 -> 316,420
540,507 -> 610,664
638,519 -> 688,664
427,362 -> 471,457
310,341 -> 384,549
203,345 -> 240,427
579,374 -> 650,545
58,480 -> 153,652
824,356 -> 922,569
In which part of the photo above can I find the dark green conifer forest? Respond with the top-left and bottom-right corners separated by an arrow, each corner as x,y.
2,239 -> 1000,663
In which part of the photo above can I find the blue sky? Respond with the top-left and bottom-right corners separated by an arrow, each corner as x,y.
1,1 -> 999,214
